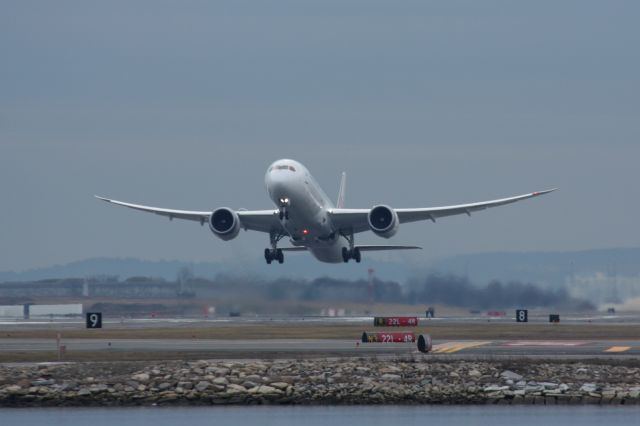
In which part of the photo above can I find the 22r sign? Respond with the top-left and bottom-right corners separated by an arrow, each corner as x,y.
86,312 -> 102,329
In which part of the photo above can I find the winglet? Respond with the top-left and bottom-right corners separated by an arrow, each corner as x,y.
336,172 -> 347,208
532,188 -> 558,197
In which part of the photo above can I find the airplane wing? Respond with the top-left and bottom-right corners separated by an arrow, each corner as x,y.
328,189 -> 557,233
355,245 -> 422,251
94,196 -> 283,234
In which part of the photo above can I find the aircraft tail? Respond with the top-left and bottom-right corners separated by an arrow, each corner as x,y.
336,172 -> 347,208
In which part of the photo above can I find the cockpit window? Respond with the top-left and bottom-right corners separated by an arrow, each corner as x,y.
273,165 -> 290,171
270,164 -> 296,172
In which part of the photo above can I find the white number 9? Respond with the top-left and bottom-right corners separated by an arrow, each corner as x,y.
89,314 -> 99,327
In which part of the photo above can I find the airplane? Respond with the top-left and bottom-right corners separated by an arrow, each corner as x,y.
96,158 -> 556,264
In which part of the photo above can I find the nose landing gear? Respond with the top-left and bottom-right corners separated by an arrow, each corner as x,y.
278,209 -> 289,221
278,198 -> 290,221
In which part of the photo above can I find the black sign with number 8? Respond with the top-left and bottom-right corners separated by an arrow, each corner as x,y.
86,312 -> 102,329
516,309 -> 528,323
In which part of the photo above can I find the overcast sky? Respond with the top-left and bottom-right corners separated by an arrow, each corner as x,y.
1,0 -> 638,272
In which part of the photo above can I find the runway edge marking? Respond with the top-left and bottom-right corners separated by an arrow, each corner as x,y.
604,346 -> 631,353
504,341 -> 591,347
431,341 -> 491,354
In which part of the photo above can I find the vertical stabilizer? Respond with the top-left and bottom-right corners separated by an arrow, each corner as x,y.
336,172 -> 347,208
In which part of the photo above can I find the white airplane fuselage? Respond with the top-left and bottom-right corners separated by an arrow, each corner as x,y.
265,159 -> 347,262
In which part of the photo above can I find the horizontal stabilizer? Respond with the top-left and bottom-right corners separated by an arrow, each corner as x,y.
355,245 -> 422,252
279,247 -> 308,252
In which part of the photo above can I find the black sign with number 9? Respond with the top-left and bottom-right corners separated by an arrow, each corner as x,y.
516,309 -> 528,323
86,312 -> 102,329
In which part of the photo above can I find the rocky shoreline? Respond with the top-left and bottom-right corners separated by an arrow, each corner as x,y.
1,358 -> 640,407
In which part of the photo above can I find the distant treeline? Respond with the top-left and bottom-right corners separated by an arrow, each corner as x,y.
405,274 -> 595,310
0,273 -> 595,310
215,273 -> 595,310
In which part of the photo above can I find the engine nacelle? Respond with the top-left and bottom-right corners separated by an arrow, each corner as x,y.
208,207 -> 241,241
367,205 -> 399,238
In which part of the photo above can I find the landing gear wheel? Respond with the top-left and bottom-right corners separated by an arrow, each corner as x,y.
354,248 -> 361,263
342,247 -> 350,263
264,248 -> 272,264
277,249 -> 284,264
417,334 -> 433,353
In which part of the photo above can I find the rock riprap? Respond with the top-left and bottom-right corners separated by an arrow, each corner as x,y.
0,359 -> 639,406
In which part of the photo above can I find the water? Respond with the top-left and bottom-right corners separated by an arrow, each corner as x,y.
1,406 -> 639,426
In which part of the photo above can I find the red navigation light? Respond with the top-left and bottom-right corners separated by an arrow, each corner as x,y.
302,229 -> 309,235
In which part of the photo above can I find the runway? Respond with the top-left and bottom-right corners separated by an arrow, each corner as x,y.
3,311 -> 640,329
2,337 -> 640,359
2,314 -> 640,361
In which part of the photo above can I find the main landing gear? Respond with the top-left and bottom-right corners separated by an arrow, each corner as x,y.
342,247 -> 361,263
340,231 -> 361,263
265,231 -> 285,264
265,248 -> 284,264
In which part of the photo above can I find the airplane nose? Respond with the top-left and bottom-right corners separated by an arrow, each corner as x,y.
267,171 -> 289,200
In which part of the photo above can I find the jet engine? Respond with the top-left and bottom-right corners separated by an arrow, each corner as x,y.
367,205 -> 399,238
208,207 -> 241,240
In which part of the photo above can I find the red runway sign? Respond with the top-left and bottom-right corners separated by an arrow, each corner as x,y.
362,331 -> 416,343
373,316 -> 418,327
